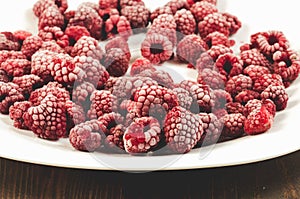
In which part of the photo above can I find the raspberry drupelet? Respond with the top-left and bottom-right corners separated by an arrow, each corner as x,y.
225,74 -> 253,97
163,106 -> 203,154
21,35 -> 43,59
215,53 -> 244,79
71,36 -> 104,60
12,74 -> 43,99
0,82 -> 25,114
190,1 -> 218,22
103,48 -> 130,77
174,9 -> 196,40
105,14 -> 133,40
121,5 -> 150,31
9,101 -> 32,130
38,5 -> 65,30
105,36 -> 131,61
221,113 -> 246,138
0,32 -> 20,51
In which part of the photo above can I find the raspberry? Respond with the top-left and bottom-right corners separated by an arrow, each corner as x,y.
31,50 -> 56,81
141,33 -> 173,64
9,101 -> 32,130
176,80 -> 198,92
124,117 -> 161,153
215,53 -> 243,78
221,113 -> 245,138
253,74 -> 283,93
33,0 -> 68,17
0,50 -> 26,64
120,0 -> 145,7
64,26 -> 91,45
213,89 -> 233,110
234,90 -> 260,105
166,0 -> 189,14
197,68 -> 226,90
214,108 -> 228,119
65,100 -> 86,133
172,87 -> 193,110
97,112 -> 125,135
0,32 -> 20,51
243,99 -> 276,117
187,0 -> 217,6
105,124 -> 126,152
121,5 -> 150,31
198,13 -> 231,38
21,36 -> 43,59
99,0 -> 118,9
103,48 -> 129,77
137,69 -> 175,89
190,83 -> 215,113
0,69 -> 10,82
130,57 -> 155,76
105,36 -> 131,61
261,85 -> 288,111
38,26 -> 69,48
244,105 -> 273,135
0,58 -> 31,78
40,40 -> 65,53
12,75 -> 43,99
176,34 -> 208,65
204,32 -> 235,48
71,81 -> 96,109
174,9 -> 196,39
240,48 -> 271,68
71,36 -> 104,60
198,112 -> 222,146
149,6 -> 173,22
0,82 -> 25,114
87,90 -> 117,119
98,8 -> 119,21
13,30 -> 32,44
69,119 -> 102,151
243,65 -> 271,81
38,5 -> 65,30
163,106 -> 203,154
222,12 -> 242,35
225,74 -> 253,97
190,1 -> 218,22
225,102 -> 244,114
105,15 -> 133,40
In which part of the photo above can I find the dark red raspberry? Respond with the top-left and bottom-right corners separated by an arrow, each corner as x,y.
0,69 -> 10,82
198,112 -> 222,146
21,36 -> 43,59
253,74 -> 283,93
120,0 -> 145,7
222,12 -> 242,35
69,119 -> 102,151
197,68 -> 227,90
71,36 -> 104,60
204,32 -> 235,48
103,48 -> 129,77
190,1 -> 218,22
172,87 -> 193,110
64,26 -> 90,45
12,75 -> 43,99
243,99 -> 276,118
130,57 -> 155,76
244,105 -> 273,135
141,33 -> 173,64
234,90 -> 260,105
33,0 -> 68,17
78,2 -> 99,11
190,83 -> 215,113
149,6 -> 173,22
99,0 -> 118,9
105,124 -> 126,152
121,5 -> 150,31
243,65 -> 271,82
105,36 -> 131,61
97,112 -> 125,135
198,13 -> 231,38
65,100 -> 86,133
71,81 -> 96,108
9,101 -> 32,130
225,102 -> 244,114
0,50 -> 26,64
166,0 -> 190,14
225,74 -> 253,97
213,89 -> 233,110
38,5 -> 65,30
137,69 -> 175,89
0,32 -> 20,51
0,58 -> 31,78
0,82 -> 25,114
38,26 -> 69,48
124,117 -> 161,153
105,14 -> 133,40
174,9 -> 196,39
240,48 -> 271,68
176,34 -> 208,65
261,85 -> 288,111
215,53 -> 243,78
187,0 -> 217,6
163,106 -> 203,154
262,99 -> 277,117
221,113 -> 245,138
87,90 -> 117,119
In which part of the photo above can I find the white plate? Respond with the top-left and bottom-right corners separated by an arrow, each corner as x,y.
0,0 -> 300,171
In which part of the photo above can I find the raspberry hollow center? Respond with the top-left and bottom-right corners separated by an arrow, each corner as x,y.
268,35 -> 279,45
150,43 -> 164,54
224,60 -> 233,73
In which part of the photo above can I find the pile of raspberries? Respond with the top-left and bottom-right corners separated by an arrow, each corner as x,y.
0,0 -> 299,155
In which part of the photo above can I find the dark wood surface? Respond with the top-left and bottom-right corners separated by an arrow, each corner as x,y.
0,150 -> 299,199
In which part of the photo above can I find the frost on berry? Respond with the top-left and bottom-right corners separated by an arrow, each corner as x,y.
253,74 -> 283,93
21,36 -> 43,59
0,58 -> 31,78
190,1 -> 218,22
0,50 -> 26,65
137,69 -> 175,89
38,5 -> 65,30
240,48 -> 271,68
33,0 -> 68,17
225,74 -> 253,97
65,100 -> 86,133
64,26 -> 91,45
121,5 -> 150,32
71,36 -> 104,60
243,65 -> 271,82
222,12 -> 242,35
234,90 -> 260,105
130,57 -> 155,76
99,0 -> 118,9
197,68 -> 226,90
105,14 -> 133,40
204,32 -> 235,48
149,6 -> 173,22
38,26 -> 69,48
215,53 -> 244,79
261,85 -> 288,111
198,13 -> 231,38
174,9 -> 196,39
0,82 -> 25,114
0,32 -> 20,51
172,87 -> 193,110
9,101 -> 32,130
12,75 -> 43,99
103,48 -> 130,77
221,113 -> 246,138
225,102 -> 244,114
190,83 -> 215,113
105,36 -> 131,61
71,81 -> 96,111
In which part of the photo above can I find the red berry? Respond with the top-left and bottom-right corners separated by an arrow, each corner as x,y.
215,53 -> 243,78
187,0 -> 217,6
261,84 -> 288,111
172,87 -> 193,110
190,83 -> 215,113
105,14 -> 133,40
198,112 -> 222,146
64,26 -> 91,45
137,69 -> 175,89
0,32 -> 20,51
65,100 -> 86,132
105,124 -> 126,152
235,90 -> 260,105
150,6 -> 173,22
9,101 -> 32,130
0,82 -> 25,114
198,13 -> 231,38
197,68 -> 227,90
130,57 -> 155,76
253,73 -> 283,93
12,74 -> 43,99
121,5 -> 150,31
31,50 -> 56,81
0,58 -> 31,78
240,48 -> 271,68
0,69 -> 10,82
174,9 -> 196,39
213,89 -> 233,110
243,65 -> 271,81
105,36 -> 131,61
71,36 -> 104,60
103,48 -> 130,77
225,74 -> 253,97
21,36 -> 43,59
225,102 -> 244,114
33,0 -> 68,17
204,31 -> 235,48
99,0 -> 118,9
166,0 -> 190,14
71,81 -> 96,107
190,1 -> 218,22
221,113 -> 245,138
0,50 -> 26,64
38,26 -> 69,48
222,12 -> 242,35
120,0 -> 145,7
38,5 -> 65,30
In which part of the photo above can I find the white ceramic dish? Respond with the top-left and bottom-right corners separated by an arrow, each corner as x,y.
0,0 -> 299,171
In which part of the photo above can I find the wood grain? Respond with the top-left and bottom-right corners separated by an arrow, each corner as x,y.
0,151 -> 299,199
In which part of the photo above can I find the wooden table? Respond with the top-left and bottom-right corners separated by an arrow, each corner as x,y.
0,150 -> 299,199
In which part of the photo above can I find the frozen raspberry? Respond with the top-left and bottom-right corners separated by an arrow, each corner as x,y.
174,9 -> 196,40
0,58 -> 31,78
261,85 -> 288,111
164,106 -> 203,154
105,36 -> 131,61
31,50 -> 56,82
21,36 -> 43,59
123,117 -> 161,153
99,0 -> 118,9
38,5 -> 65,30
12,75 -> 43,99
197,68 -> 226,90
225,74 -> 253,97
0,82 -> 25,114
222,12 -> 242,35
33,0 -> 68,17
97,112 -> 125,135
104,124 -> 126,152
98,8 -> 119,21
240,48 -> 271,68
0,69 -> 10,82
103,48 -> 129,77
0,50 -> 26,64
213,108 -> 228,119
141,33 -> 173,64
38,26 -> 69,48
253,74 -> 283,93
87,90 -> 117,119
0,32 -> 20,51
131,85 -> 179,117
149,6 -> 173,22
234,90 -> 260,105
105,14 -> 133,40
9,101 -> 32,130
69,119 -> 102,151
190,1 -> 218,22
243,65 -> 271,82
198,13 -> 231,38
221,113 -> 245,138
65,100 -> 86,132
39,40 -> 65,53
64,26 -> 90,45
244,99 -> 263,117
187,0 -> 217,6
137,69 -> 175,89
130,57 -> 155,76
225,102 -> 244,114
176,80 -> 198,91
213,89 -> 233,110
120,0 -> 144,7
204,32 -> 235,48
198,112 -> 222,146
71,81 -> 96,109
244,105 -> 273,135
173,87 -> 193,110
78,2 -> 99,11
166,0 -> 190,14
262,98 -> 277,117
121,5 -> 150,31
13,30 -> 32,44
215,53 -> 244,78
71,36 -> 104,60
190,83 -> 215,113
176,34 -> 208,65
